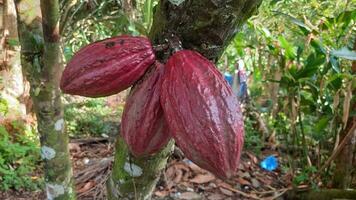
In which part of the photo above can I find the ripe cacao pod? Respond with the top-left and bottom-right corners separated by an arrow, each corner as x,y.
121,62 -> 170,157
60,35 -> 155,97
161,50 -> 244,178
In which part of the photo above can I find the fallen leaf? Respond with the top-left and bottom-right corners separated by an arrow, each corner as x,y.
251,178 -> 261,188
236,177 -> 251,186
154,190 -> 170,197
179,192 -> 202,200
190,173 -> 215,184
219,188 -> 233,196
185,160 -> 207,174
246,152 -> 258,164
77,181 -> 95,193
207,193 -> 226,200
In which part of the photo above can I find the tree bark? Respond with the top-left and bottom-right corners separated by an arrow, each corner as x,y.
14,0 -> 76,199
0,0 -> 26,120
108,0 -> 262,199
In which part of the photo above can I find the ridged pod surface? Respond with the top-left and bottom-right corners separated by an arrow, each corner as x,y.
121,62 -> 170,157
161,50 -> 244,178
60,35 -> 155,97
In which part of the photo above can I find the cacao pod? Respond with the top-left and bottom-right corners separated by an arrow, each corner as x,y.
161,50 -> 244,178
60,35 -> 155,97
121,62 -> 170,157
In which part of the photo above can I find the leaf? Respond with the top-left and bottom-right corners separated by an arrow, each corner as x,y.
331,47 -> 356,60
329,56 -> 340,73
179,192 -> 202,200
278,35 -> 296,59
189,173 -> 215,184
310,39 -> 327,55
143,0 -> 154,30
314,117 -> 330,134
273,11 -> 312,34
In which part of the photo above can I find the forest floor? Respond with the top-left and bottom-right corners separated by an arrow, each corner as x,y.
0,138 -> 292,200
0,93 -> 294,200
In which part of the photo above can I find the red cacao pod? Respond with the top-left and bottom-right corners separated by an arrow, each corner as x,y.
60,35 -> 155,97
161,50 -> 244,178
121,62 -> 170,157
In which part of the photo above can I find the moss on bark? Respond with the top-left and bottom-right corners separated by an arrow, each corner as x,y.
108,0 -> 263,199
14,0 -> 75,199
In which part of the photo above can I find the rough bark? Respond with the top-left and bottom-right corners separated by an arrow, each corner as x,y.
108,0 -> 262,199
14,0 -> 76,199
150,0 -> 263,61
0,0 -> 26,120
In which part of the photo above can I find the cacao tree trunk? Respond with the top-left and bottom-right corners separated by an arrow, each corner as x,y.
14,0 -> 76,199
108,0 -> 262,199
0,0 -> 26,120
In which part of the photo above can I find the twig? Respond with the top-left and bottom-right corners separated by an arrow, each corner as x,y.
269,188 -> 289,200
252,187 -> 291,195
70,137 -> 110,144
219,184 -> 264,200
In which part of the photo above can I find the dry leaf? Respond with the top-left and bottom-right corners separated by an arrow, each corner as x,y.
77,181 -> 95,193
219,188 -> 233,196
190,173 -> 215,184
246,152 -> 258,164
237,177 -> 251,186
179,192 -> 202,200
251,178 -> 261,188
154,190 -> 170,197
207,193 -> 226,200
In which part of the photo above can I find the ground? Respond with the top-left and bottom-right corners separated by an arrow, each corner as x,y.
0,138 -> 291,200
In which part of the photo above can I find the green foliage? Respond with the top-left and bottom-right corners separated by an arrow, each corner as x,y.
64,98 -> 121,137
0,96 -> 9,116
0,122 -> 42,191
218,0 -> 355,186
243,112 -> 263,154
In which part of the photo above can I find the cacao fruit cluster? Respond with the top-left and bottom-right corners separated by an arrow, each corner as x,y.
60,35 -> 244,179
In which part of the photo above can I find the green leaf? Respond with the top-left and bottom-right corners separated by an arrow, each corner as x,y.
310,39 -> 327,55
314,117 -> 330,134
143,0 -> 154,30
329,56 -> 340,73
331,47 -> 356,60
278,35 -> 296,59
304,52 -> 325,70
273,11 -> 312,34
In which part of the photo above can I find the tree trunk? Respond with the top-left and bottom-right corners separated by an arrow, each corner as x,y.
108,0 -> 262,199
332,38 -> 356,189
14,0 -> 76,199
0,0 -> 26,120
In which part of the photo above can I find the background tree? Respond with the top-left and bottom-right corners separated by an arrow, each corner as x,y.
14,0 -> 75,199
1,0 -> 26,121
